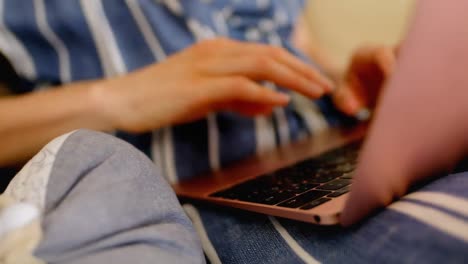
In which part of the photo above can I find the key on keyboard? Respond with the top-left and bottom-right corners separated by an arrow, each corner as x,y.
210,141 -> 361,207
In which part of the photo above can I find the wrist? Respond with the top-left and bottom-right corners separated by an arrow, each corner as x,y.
88,79 -> 122,132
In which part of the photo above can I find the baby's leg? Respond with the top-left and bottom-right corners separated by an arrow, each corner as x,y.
7,129 -> 203,264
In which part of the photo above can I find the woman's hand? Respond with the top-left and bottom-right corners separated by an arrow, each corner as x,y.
98,38 -> 333,133
333,45 -> 398,116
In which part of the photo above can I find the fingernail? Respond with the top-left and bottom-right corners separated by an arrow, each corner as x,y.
346,97 -> 361,114
355,108 -> 372,121
326,84 -> 336,93
307,83 -> 325,97
322,78 -> 335,93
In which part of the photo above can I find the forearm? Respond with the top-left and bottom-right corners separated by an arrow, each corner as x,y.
0,37 -> 336,167
0,80 -> 113,166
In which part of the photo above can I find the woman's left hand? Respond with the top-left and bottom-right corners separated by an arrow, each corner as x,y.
332,45 -> 398,116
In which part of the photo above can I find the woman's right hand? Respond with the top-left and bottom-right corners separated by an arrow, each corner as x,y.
96,38 -> 333,133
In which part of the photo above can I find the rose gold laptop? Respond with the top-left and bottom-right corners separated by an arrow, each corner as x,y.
173,124 -> 367,225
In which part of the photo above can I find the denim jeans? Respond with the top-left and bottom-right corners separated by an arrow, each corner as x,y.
187,171 -> 468,264
5,130 -> 467,263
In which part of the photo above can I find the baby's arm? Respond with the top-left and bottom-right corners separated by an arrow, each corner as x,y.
342,0 -> 468,225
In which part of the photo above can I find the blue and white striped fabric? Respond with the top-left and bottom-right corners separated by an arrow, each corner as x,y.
184,171 -> 468,263
1,1 -> 467,263
0,0 -> 344,183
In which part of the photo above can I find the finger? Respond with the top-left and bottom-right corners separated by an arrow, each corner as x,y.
350,45 -> 393,72
339,46 -> 394,113
374,47 -> 397,77
239,43 -> 334,91
349,46 -> 379,67
212,55 -> 327,98
203,41 -> 334,96
207,77 -> 291,106
333,81 -> 365,115
256,44 -> 334,92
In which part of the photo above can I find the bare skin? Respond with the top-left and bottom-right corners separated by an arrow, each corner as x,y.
0,38 -> 333,166
298,0 -> 468,226
3,0 -> 466,226
341,0 -> 468,225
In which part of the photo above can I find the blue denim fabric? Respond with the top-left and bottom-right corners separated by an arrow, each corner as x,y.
189,172 -> 468,263
16,130 -> 466,263
2,1 -> 467,262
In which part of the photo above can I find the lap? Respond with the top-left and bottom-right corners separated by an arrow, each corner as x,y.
187,171 -> 468,264
4,129 -> 467,263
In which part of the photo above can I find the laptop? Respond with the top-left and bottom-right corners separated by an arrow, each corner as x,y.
173,124 -> 367,225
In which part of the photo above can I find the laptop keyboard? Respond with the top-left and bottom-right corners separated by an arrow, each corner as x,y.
209,141 -> 361,210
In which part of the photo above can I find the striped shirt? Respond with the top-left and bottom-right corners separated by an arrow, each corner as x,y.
0,0 -> 345,183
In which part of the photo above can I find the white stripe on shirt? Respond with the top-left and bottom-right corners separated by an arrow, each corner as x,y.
291,93 -> 328,134
266,82 -> 291,146
187,18 -> 217,41
210,12 -> 230,171
80,0 -> 126,76
126,0 -> 180,181
267,34 -> 291,146
269,30 -> 328,137
242,24 -> 277,154
212,9 -> 230,36
255,116 -> 276,154
273,106 -> 291,146
162,127 -> 178,184
186,17 -> 221,173
0,0 -> 36,80
34,0 -> 71,83
125,0 -> 167,60
160,0 -> 183,16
